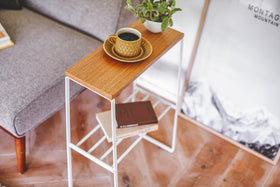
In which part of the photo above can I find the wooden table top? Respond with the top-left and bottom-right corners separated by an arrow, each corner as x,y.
65,20 -> 184,100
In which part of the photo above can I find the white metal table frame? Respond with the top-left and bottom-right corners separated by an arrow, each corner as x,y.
65,39 -> 184,187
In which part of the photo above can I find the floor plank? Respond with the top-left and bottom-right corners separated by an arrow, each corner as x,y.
264,158 -> 280,186
174,130 -> 239,186
220,150 -> 273,187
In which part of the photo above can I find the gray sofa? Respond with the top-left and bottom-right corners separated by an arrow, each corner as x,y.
0,0 -> 138,174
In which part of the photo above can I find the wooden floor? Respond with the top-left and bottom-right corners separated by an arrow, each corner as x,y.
1,88 -> 280,187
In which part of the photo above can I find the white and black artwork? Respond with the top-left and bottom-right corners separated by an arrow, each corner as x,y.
181,0 -> 280,161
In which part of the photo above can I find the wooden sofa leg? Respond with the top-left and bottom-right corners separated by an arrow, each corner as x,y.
14,136 -> 26,174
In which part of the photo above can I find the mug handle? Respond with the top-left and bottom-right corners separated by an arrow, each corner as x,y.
108,35 -> 117,45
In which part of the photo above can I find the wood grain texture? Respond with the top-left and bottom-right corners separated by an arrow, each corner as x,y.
65,20 -> 184,100
14,136 -> 26,174
265,157 -> 280,186
0,89 -> 279,186
174,130 -> 239,186
0,126 -> 26,174
220,151 -> 272,187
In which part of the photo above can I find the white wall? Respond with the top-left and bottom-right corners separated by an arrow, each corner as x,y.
137,0 -> 206,103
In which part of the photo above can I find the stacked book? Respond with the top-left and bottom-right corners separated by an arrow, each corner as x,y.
96,101 -> 158,142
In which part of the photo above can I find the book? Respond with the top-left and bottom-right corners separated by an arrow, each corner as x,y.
116,101 -> 158,128
96,110 -> 158,142
0,23 -> 14,50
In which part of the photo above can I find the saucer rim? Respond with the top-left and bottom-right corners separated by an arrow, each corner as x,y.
103,37 -> 152,63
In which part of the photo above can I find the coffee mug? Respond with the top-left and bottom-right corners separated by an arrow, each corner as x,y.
108,28 -> 142,57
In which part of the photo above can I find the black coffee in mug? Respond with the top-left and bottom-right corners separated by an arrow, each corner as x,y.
118,32 -> 139,41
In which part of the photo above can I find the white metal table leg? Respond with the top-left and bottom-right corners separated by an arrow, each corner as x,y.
139,39 -> 184,153
65,77 -> 73,187
170,39 -> 184,152
111,99 -> 118,187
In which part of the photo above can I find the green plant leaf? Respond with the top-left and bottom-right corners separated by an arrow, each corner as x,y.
169,18 -> 173,27
124,0 -> 181,24
135,4 -> 145,11
138,11 -> 144,18
170,8 -> 182,16
168,0 -> 174,7
143,9 -> 150,17
161,16 -> 169,31
172,0 -> 176,7
153,15 -> 160,22
154,1 -> 160,7
152,9 -> 159,16
126,0 -> 131,6
151,13 -> 159,22
140,17 -> 146,23
147,3 -> 153,10
125,5 -> 135,13
158,1 -> 168,13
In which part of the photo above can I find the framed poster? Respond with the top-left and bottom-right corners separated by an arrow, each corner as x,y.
181,0 -> 280,163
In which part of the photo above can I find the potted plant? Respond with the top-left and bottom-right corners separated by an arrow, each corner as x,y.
125,0 -> 182,33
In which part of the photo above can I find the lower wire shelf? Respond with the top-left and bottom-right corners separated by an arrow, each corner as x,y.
68,86 -> 176,172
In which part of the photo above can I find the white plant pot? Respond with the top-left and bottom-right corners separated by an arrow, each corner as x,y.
143,20 -> 162,33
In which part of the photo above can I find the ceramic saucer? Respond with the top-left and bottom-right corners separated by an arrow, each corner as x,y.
103,37 -> 152,63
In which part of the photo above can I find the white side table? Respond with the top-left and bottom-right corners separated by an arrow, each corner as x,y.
65,20 -> 184,187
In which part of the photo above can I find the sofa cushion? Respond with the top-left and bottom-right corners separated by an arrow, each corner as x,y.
0,8 -> 102,137
22,0 -> 124,41
116,0 -> 141,30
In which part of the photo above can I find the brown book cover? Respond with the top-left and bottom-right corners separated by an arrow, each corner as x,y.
96,110 -> 158,142
116,101 -> 158,128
